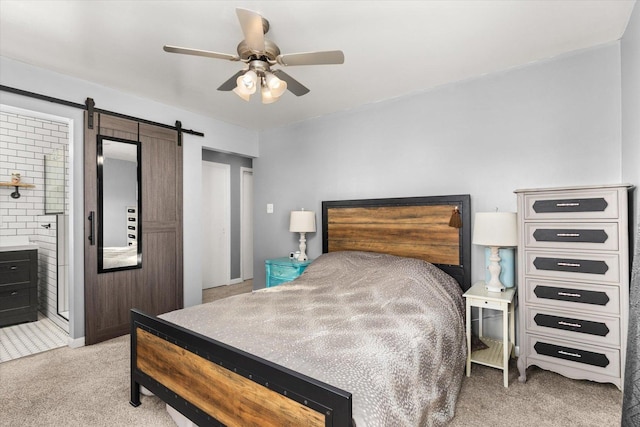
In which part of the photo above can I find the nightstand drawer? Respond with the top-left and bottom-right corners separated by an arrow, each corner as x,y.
524,223 -> 619,251
523,189 -> 619,220
526,335 -> 620,379
525,251 -> 619,284
265,257 -> 312,288
465,298 -> 505,311
268,264 -> 300,279
524,278 -> 620,315
525,307 -> 620,347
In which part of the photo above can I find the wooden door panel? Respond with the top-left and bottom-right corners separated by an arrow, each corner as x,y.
85,112 -> 183,345
137,230 -> 179,315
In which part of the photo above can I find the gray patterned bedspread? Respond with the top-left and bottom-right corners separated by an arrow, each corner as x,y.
161,251 -> 466,426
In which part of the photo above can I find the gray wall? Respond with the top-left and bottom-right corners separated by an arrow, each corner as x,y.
202,149 -> 253,280
622,3 -> 640,239
254,43 -> 624,289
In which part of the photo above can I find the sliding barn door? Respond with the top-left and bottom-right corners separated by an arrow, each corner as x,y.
84,113 -> 183,345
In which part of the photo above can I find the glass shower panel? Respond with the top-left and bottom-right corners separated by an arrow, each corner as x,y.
45,149 -> 65,214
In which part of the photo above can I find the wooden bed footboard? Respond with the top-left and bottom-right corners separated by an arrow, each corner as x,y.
130,309 -> 353,427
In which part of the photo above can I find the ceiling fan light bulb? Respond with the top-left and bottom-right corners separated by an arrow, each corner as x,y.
235,70 -> 257,94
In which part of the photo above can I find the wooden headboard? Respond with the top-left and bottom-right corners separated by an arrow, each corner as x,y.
322,195 -> 471,291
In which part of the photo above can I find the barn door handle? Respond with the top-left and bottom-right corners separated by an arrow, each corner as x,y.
88,211 -> 95,246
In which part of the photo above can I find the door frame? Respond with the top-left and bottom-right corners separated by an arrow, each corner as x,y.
201,160 -> 231,288
0,104 -> 74,333
240,167 -> 253,281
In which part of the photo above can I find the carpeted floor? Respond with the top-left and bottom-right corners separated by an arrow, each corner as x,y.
0,280 -> 622,426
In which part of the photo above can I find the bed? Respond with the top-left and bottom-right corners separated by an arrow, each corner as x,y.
101,244 -> 138,269
130,195 -> 471,427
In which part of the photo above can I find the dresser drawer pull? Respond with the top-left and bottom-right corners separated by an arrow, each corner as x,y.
10,266 -> 18,270
556,233 -> 580,237
557,262 -> 581,267
557,291 -> 581,298
532,198 -> 608,213
10,291 -> 18,296
558,321 -> 581,328
534,342 -> 610,367
556,202 -> 580,207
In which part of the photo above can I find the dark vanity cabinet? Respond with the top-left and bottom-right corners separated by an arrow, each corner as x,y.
0,249 -> 38,327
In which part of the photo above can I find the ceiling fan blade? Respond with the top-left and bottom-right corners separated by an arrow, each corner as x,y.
276,50 -> 344,66
236,8 -> 265,53
272,70 -> 310,96
217,70 -> 245,91
163,45 -> 239,62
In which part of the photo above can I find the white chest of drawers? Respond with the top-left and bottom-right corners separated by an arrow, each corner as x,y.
515,184 -> 633,390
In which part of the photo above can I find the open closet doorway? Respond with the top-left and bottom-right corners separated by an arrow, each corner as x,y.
202,161 -> 230,288
201,150 -> 253,290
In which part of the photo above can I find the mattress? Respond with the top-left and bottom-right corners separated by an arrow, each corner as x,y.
161,251 -> 466,426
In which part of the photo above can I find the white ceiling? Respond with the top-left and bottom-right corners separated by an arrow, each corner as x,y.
0,1 -> 636,131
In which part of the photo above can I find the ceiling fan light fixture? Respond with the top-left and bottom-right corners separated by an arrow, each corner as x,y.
236,70 -> 258,95
265,72 -> 287,97
232,86 -> 251,101
261,85 -> 278,104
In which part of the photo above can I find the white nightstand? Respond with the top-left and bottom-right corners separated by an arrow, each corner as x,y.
463,282 -> 516,387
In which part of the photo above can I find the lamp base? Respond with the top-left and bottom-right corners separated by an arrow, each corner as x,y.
484,283 -> 506,293
298,232 -> 308,261
485,246 -> 506,293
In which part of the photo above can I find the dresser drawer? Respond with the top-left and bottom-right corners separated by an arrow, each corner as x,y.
524,278 -> 620,315
524,223 -> 619,251
526,335 -> 620,379
525,251 -> 619,284
525,307 -> 620,347
523,189 -> 619,220
0,259 -> 33,285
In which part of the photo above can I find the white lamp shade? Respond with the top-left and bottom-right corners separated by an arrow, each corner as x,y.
289,210 -> 316,233
472,212 -> 517,247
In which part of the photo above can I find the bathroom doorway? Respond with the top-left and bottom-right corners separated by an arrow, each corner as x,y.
0,105 -> 71,341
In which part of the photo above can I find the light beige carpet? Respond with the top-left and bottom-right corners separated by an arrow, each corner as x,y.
0,281 -> 622,426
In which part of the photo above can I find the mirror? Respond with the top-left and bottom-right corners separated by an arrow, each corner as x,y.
97,136 -> 142,272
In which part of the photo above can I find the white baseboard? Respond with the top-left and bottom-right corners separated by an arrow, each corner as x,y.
67,336 -> 85,348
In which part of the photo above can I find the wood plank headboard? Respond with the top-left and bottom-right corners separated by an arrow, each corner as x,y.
322,195 -> 471,291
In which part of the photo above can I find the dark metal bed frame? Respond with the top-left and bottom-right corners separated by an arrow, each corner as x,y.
130,194 -> 471,426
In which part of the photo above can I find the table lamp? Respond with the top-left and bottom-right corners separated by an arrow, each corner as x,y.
289,209 -> 316,261
472,212 -> 517,292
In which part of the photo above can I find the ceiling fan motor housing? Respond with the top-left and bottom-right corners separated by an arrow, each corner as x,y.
236,39 -> 280,62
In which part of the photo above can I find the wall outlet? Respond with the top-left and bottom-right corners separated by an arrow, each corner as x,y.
266,203 -> 274,214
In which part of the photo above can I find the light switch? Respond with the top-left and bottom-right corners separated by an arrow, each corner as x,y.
266,203 -> 274,214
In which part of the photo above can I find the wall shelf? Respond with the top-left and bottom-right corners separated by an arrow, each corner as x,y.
0,182 -> 36,199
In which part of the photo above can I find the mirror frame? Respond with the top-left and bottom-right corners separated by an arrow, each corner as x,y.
97,135 -> 142,273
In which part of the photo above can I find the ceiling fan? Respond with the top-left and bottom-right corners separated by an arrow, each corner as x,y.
163,8 -> 345,104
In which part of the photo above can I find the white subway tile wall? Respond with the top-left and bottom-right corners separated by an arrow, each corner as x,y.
0,111 -> 69,333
